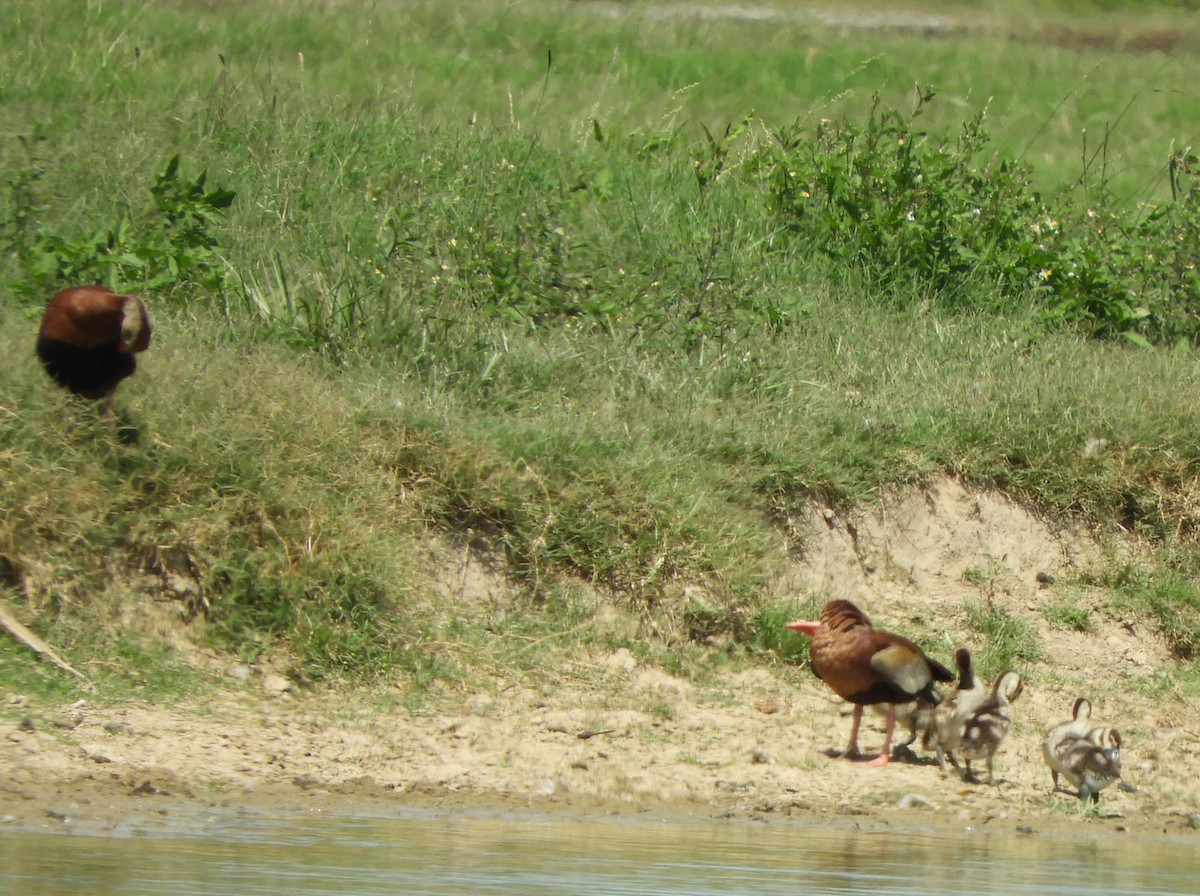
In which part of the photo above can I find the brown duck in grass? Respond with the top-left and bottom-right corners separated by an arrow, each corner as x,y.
36,285 -> 152,417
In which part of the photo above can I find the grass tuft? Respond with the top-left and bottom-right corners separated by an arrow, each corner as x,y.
961,603 -> 1044,678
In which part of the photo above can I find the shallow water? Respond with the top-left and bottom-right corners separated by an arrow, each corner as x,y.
3,809 -> 1197,896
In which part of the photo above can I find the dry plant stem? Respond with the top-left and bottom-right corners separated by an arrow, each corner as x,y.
0,604 -> 93,691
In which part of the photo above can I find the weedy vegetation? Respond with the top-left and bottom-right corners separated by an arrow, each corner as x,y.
1041,602 -> 1095,633
4,0 -> 1200,701
961,602 -> 1044,679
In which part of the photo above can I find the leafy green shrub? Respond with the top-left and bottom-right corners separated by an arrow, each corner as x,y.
6,148 -> 235,301
760,90 -> 1200,344
1092,154 -> 1200,344
765,90 -> 1052,305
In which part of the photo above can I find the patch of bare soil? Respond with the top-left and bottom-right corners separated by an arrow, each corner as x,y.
3,475 -> 1200,841
588,2 -> 1199,55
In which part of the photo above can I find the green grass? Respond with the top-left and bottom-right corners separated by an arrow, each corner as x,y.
0,607 -> 212,705
1042,602 -> 1096,633
961,602 -> 1045,678
4,0 -> 1200,696
1095,559 -> 1200,658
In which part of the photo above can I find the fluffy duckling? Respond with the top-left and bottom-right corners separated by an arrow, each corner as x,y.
886,699 -> 938,752
880,647 -> 974,753
954,670 -> 1024,784
944,647 -> 988,716
1061,726 -> 1123,806
929,647 -> 990,770
1043,701 -> 1123,806
1041,697 -> 1093,789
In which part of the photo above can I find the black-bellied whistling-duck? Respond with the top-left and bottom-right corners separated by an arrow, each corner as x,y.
945,670 -> 1023,784
1042,698 -> 1123,806
36,285 -> 152,417
787,599 -> 954,766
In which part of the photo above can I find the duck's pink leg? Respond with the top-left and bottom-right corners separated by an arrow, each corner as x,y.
859,706 -> 894,767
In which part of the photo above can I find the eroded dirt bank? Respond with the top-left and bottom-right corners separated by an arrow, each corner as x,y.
3,477 -> 1199,840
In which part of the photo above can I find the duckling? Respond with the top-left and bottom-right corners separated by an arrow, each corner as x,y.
944,646 -> 988,716
929,647 -> 990,772
887,698 -> 938,752
954,670 -> 1024,784
1045,723 -> 1123,807
877,646 -> 975,755
1040,697 -> 1095,790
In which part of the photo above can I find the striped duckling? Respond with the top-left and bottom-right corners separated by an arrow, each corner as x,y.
1042,698 -> 1123,806
929,647 -> 990,773
954,670 -> 1024,784
875,651 -> 965,753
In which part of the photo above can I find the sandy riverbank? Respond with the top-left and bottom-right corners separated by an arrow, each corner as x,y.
4,477 -> 1199,840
